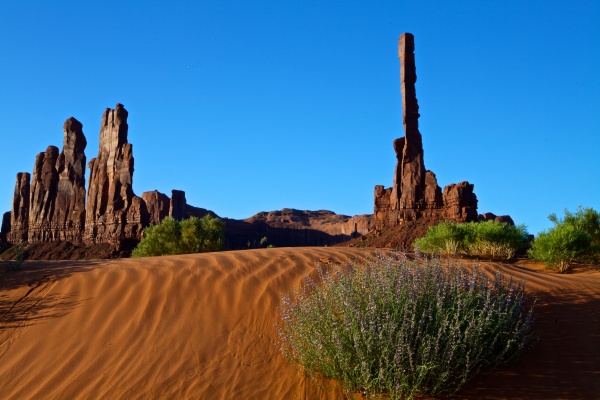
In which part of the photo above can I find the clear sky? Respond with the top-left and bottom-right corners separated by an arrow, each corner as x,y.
1,1 -> 598,236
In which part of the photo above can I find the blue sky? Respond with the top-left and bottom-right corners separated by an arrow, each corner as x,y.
1,1 -> 598,236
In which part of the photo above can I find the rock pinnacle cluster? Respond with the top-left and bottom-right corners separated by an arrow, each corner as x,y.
5,104 -> 193,249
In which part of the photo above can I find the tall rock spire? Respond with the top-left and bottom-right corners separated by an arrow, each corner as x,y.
396,32 -> 426,211
53,117 -> 87,241
374,33 -> 477,230
84,103 -> 147,247
28,145 -> 60,242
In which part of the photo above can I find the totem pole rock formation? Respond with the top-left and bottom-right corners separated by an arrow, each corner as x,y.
84,104 -> 148,246
374,33 -> 478,229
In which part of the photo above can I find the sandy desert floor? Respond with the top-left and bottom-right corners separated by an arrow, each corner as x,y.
0,247 -> 598,399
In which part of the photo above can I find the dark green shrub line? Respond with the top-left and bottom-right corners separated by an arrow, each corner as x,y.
277,255 -> 535,399
414,221 -> 529,260
131,215 -> 225,257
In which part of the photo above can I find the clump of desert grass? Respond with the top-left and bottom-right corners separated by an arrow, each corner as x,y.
277,254 -> 534,399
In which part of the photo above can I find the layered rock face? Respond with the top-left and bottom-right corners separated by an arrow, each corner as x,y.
27,119 -> 88,242
84,104 -> 148,246
28,145 -> 60,242
374,33 -> 478,229
7,172 -> 31,243
142,190 -> 170,226
54,118 -> 88,241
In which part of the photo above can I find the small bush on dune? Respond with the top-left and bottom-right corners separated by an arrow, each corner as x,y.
529,206 -> 599,272
413,222 -> 466,256
465,221 -> 530,260
415,221 -> 529,260
132,215 -> 224,257
277,255 -> 534,399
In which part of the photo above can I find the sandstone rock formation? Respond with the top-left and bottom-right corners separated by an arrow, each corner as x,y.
374,33 -> 478,230
84,104 -> 148,247
169,190 -> 187,221
53,118 -> 87,242
28,145 -> 59,242
1,212 -> 10,235
7,172 -> 30,243
142,190 -> 170,226
478,212 -> 515,226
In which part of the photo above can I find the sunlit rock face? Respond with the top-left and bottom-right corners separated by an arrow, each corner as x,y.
84,104 -> 148,248
374,33 -> 478,230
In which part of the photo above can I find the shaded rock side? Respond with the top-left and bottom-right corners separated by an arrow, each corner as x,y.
7,172 -> 30,244
26,118 -> 87,243
1,211 -> 10,235
169,190 -> 187,221
28,146 -> 60,242
442,182 -> 478,223
84,104 -> 148,247
142,190 -> 170,226
52,118 -> 87,242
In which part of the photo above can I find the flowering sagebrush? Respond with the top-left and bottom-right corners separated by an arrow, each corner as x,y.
277,255 -> 534,399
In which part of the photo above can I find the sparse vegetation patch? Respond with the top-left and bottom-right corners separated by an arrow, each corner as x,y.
415,221 -> 529,260
528,206 -> 600,272
277,255 -> 534,399
132,215 -> 224,257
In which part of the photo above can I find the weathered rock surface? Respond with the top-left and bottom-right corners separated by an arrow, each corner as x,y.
169,190 -> 187,221
374,33 -> 478,231
84,104 -> 148,247
142,190 -> 170,226
52,118 -> 87,242
28,146 -> 59,242
442,182 -> 478,222
7,172 -> 30,243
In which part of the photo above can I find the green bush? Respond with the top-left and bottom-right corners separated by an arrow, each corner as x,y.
415,221 -> 529,260
528,206 -> 599,272
277,256 -> 534,399
132,215 -> 224,257
413,222 -> 466,256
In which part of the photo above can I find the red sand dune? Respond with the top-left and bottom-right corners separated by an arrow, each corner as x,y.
1,248 -> 598,399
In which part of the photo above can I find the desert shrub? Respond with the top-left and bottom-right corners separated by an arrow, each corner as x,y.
132,215 -> 224,257
413,222 -> 467,256
415,221 -> 529,260
551,206 -> 600,262
528,206 -> 599,272
464,221 -> 530,260
277,256 -> 534,399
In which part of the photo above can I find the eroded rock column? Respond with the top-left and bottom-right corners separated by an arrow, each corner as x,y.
28,146 -> 59,242
84,103 -> 147,247
53,117 -> 87,242
7,172 -> 30,243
